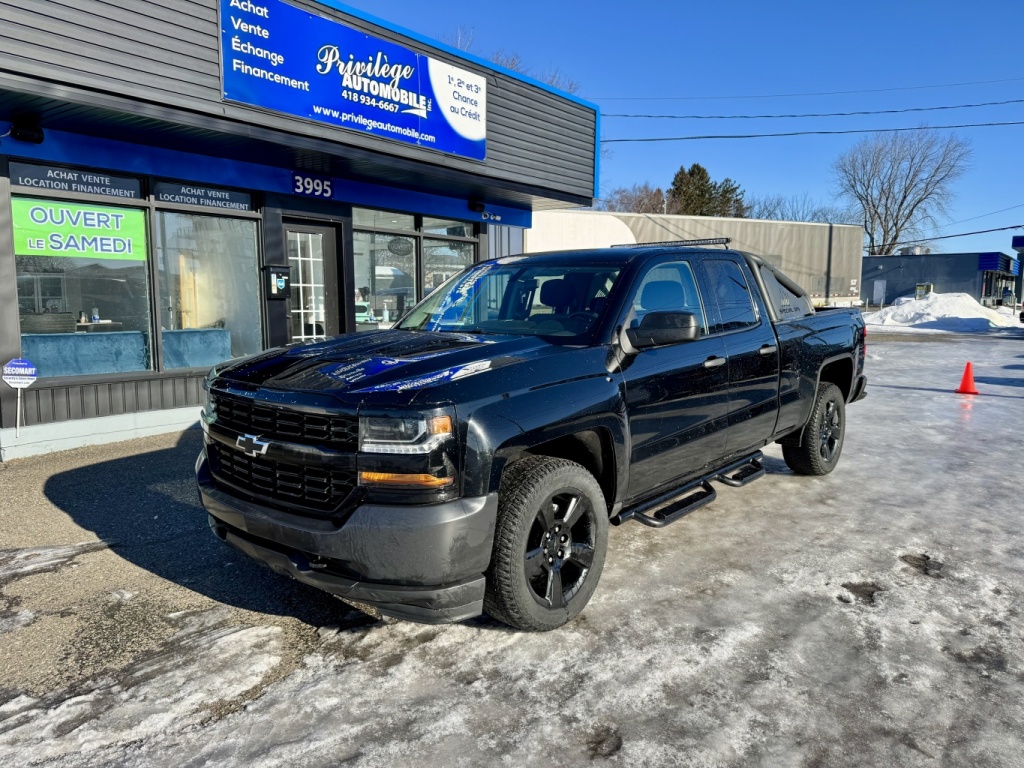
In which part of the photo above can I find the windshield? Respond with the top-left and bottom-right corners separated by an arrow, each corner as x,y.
397,261 -> 621,339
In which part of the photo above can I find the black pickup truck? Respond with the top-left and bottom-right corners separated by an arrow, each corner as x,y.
197,243 -> 866,630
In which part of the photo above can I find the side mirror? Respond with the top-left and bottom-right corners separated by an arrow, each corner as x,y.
625,311 -> 700,349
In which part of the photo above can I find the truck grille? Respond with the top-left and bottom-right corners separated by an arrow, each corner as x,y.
208,442 -> 356,513
211,392 -> 358,450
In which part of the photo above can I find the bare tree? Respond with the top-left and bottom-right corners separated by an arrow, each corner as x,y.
599,183 -> 666,214
746,194 -> 785,220
833,130 -> 972,255
490,49 -> 528,73
540,69 -> 581,95
442,30 -> 582,94
489,50 -> 581,94
441,25 -> 475,52
747,193 -> 858,224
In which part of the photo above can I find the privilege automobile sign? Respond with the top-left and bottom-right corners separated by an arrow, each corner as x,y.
220,0 -> 488,160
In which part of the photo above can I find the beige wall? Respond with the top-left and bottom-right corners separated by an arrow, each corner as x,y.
522,211 -> 636,252
522,210 -> 864,304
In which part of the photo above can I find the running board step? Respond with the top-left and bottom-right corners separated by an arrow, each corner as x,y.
628,482 -> 717,528
611,451 -> 765,528
714,454 -> 765,487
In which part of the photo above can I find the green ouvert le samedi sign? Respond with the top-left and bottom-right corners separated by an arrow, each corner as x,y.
11,197 -> 147,261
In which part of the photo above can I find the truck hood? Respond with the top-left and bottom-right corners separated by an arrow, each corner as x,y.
216,330 -> 561,397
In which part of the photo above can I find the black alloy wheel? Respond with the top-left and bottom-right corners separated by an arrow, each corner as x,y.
818,398 -> 842,464
485,457 -> 608,631
782,382 -> 846,476
524,489 -> 597,610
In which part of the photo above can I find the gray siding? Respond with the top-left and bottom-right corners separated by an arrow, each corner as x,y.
18,374 -> 207,427
0,0 -> 596,199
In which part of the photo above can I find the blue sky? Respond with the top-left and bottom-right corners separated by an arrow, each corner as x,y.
339,0 -> 1024,256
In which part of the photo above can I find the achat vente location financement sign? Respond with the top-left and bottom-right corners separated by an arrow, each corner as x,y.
220,0 -> 488,160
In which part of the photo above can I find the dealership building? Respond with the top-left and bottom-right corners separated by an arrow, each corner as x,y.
0,0 -> 598,459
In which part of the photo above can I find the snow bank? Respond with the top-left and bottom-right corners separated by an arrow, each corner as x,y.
863,292 -> 1021,332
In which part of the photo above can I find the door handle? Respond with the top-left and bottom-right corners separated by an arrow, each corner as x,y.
758,345 -> 778,356
703,356 -> 727,369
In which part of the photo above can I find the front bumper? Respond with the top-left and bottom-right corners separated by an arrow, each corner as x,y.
196,451 -> 498,623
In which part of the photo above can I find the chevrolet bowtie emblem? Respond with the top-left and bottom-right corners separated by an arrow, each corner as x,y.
236,433 -> 270,457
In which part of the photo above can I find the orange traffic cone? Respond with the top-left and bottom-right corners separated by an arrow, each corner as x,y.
956,362 -> 979,395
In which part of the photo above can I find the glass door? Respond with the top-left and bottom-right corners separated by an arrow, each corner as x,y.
285,223 -> 339,342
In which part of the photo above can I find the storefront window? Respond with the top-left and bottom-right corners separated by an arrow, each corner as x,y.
353,208 -> 415,232
13,197 -> 153,378
423,239 -> 474,295
353,231 -> 417,327
422,217 -> 473,238
352,207 -> 477,326
155,212 -> 261,369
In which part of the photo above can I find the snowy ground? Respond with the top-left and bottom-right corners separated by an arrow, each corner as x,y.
2,334 -> 1024,767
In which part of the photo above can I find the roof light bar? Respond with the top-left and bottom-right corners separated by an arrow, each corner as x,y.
612,238 -> 732,248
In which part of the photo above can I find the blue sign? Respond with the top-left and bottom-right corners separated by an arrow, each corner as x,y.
220,0 -> 488,160
2,358 -> 37,389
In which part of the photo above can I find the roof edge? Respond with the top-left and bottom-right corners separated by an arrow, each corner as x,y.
309,0 -> 600,115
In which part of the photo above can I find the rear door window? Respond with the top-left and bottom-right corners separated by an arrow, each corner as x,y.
703,259 -> 758,334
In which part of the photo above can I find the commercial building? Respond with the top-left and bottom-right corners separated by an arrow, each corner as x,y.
1014,236 -> 1024,301
0,0 -> 598,459
861,250 -> 1021,307
523,210 -> 864,306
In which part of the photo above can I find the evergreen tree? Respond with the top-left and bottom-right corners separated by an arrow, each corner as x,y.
666,163 -> 747,218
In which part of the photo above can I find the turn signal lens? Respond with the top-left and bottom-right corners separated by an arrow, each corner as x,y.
359,471 -> 455,488
428,415 -> 453,437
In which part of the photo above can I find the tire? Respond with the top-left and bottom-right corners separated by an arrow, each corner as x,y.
783,382 -> 846,476
485,457 -> 608,631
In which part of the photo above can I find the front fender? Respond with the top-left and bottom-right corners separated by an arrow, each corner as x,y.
460,373 -> 627,501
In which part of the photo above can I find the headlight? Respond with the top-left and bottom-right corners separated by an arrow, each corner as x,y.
357,408 -> 460,496
359,413 -> 453,454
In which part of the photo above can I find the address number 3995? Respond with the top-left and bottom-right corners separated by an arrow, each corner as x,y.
292,174 -> 333,199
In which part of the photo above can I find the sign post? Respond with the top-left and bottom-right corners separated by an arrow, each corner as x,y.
2,358 -> 38,437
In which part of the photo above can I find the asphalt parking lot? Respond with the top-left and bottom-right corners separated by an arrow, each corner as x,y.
1,334 -> 1023,767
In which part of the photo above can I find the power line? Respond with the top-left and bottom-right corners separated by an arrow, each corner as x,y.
874,224 -> 1024,252
603,120 -> 1024,143
603,97 -> 1024,120
589,76 -> 1024,101
941,203 -> 1024,229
